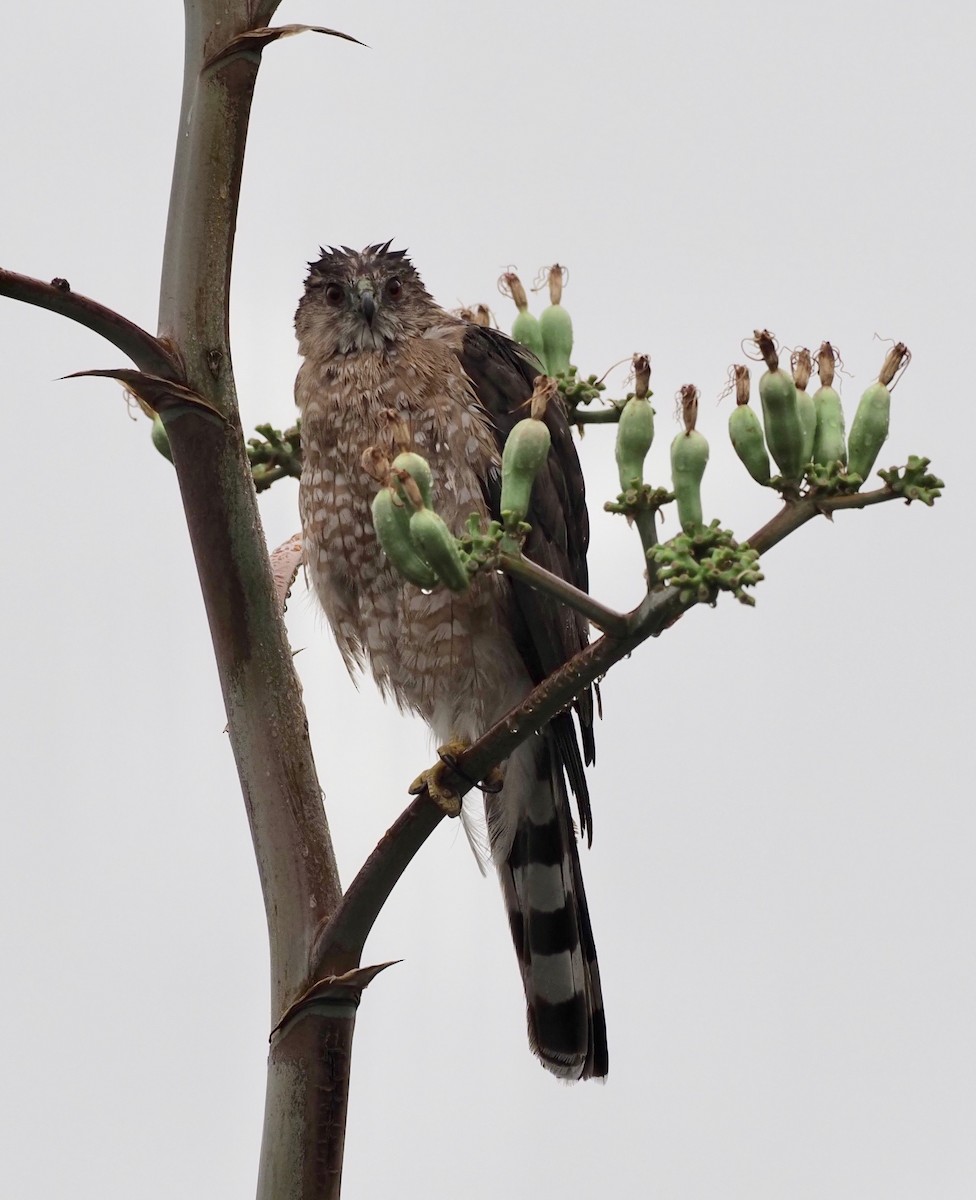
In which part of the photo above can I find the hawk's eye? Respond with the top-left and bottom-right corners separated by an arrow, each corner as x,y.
324,283 -> 343,306
385,278 -> 403,300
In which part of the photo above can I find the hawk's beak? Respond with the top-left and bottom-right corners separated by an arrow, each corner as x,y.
359,289 -> 377,326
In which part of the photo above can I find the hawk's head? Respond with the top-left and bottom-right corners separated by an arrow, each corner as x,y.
295,241 -> 439,356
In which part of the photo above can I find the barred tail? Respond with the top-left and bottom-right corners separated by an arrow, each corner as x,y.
488,737 -> 607,1080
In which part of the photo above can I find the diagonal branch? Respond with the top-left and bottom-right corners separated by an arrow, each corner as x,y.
313,579 -> 686,972
0,268 -> 183,378
747,483 -> 904,554
498,551 -> 630,636
312,793 -> 449,971
313,480 -> 917,971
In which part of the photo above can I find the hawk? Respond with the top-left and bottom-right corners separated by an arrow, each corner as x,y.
295,242 -> 607,1079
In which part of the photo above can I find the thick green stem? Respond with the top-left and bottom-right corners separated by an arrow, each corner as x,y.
160,0 -> 339,1021
634,508 -> 660,585
158,3 -> 349,1197
257,1004 -> 358,1200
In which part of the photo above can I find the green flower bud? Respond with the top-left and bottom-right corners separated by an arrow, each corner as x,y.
759,368 -> 804,479
538,265 -> 572,376
391,451 -> 434,509
151,415 -> 173,463
371,487 -> 438,590
671,386 -> 709,532
615,396 -> 655,491
501,416 -> 552,524
811,385 -> 847,468
847,381 -> 890,481
408,509 -> 469,592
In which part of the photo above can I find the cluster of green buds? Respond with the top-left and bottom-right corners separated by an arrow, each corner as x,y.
366,381 -> 555,593
368,449 -> 469,592
602,361 -> 766,604
650,523 -> 764,607
246,422 -> 303,491
877,456 -> 943,506
498,264 -> 574,377
729,333 -> 911,492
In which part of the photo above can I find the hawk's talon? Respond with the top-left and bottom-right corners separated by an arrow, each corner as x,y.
439,745 -> 505,796
408,739 -> 470,818
408,770 -> 461,817
479,766 -> 504,795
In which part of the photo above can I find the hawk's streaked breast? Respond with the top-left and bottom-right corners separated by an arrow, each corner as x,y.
295,243 -> 607,1079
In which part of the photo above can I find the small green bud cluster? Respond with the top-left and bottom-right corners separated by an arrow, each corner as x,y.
498,265 -> 573,378
455,512 -> 509,568
370,451 -> 469,592
368,407 -> 553,593
557,368 -> 606,410
152,412 -> 305,492
649,523 -> 764,608
246,421 -> 303,491
877,456 -> 944,507
603,485 -> 673,519
729,336 -> 912,494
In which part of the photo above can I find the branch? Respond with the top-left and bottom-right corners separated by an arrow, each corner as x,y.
158,0 -> 341,1020
311,793 -> 446,971
0,268 -> 182,378
155,5 -> 367,1196
498,551 -> 630,637
748,482 -> 906,555
634,507 -> 661,584
315,474 -> 929,969
314,580 -> 686,970
257,964 -> 396,1200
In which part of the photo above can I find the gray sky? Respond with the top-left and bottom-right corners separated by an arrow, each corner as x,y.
2,2 -> 973,1196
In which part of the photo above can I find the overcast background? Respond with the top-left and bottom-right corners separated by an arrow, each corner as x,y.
2,2 -> 973,1197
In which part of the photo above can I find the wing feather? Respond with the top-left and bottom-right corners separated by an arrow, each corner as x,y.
457,324 -> 595,838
